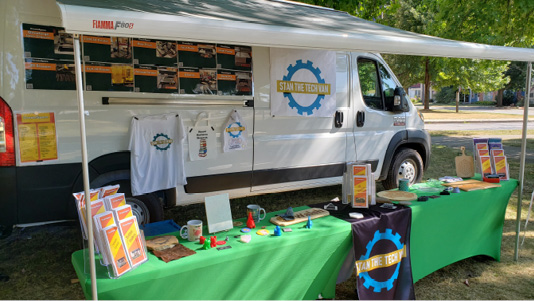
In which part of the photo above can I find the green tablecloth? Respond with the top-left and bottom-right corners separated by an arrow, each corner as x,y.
409,178 -> 518,282
72,206 -> 353,300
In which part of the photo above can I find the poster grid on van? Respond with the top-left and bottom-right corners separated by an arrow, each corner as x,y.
270,48 -> 336,117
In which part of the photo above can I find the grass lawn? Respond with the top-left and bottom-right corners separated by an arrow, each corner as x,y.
1,125 -> 534,299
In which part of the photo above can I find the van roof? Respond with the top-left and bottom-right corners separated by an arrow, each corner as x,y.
56,0 -> 534,61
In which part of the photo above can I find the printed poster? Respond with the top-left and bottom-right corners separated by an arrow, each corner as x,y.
133,38 -> 177,66
178,42 -> 217,68
25,59 -> 76,90
85,62 -> 133,91
83,35 -> 132,63
134,65 -> 178,93
16,112 -> 58,163
270,48 -> 336,117
216,45 -> 252,71
217,71 -> 252,96
22,24 -> 74,60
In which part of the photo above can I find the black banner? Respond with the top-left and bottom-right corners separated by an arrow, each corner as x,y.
352,205 -> 414,300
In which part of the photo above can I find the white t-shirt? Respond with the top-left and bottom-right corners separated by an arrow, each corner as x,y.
128,113 -> 187,196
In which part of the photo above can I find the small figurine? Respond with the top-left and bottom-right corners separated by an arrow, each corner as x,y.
210,236 -> 217,248
203,239 -> 211,250
246,211 -> 256,229
274,226 -> 282,236
305,215 -> 313,229
199,236 -> 206,245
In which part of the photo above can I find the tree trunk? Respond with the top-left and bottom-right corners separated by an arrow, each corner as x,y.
497,89 -> 504,107
456,89 -> 460,113
424,58 -> 430,110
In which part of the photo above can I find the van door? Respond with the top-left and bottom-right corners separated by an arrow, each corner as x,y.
252,51 -> 350,191
350,54 -> 406,176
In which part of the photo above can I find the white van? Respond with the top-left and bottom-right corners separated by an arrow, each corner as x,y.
0,0 -> 430,234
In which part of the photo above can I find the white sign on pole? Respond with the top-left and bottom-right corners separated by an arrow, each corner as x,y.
270,48 -> 336,117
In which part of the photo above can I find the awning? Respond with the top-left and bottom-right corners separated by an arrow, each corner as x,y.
56,0 -> 534,62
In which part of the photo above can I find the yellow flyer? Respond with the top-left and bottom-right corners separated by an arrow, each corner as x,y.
353,165 -> 368,177
353,176 -> 368,208
493,156 -> 509,180
16,112 -> 58,163
104,193 -> 126,210
103,225 -> 132,277
113,205 -> 133,221
94,211 -> 116,266
479,156 -> 492,175
118,216 -> 147,268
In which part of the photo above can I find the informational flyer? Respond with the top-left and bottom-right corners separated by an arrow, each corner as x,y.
85,62 -> 133,91
134,65 -> 178,93
83,35 -> 132,63
113,205 -> 133,222
133,38 -> 177,66
216,45 -> 252,71
22,24 -> 74,60
104,193 -> 127,210
118,216 -> 148,268
25,58 -> 76,90
16,112 -> 58,163
179,68 -> 217,94
102,224 -> 132,277
178,42 -> 217,68
94,211 -> 116,266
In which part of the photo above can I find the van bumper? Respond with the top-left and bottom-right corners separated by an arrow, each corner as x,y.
0,163 -> 81,228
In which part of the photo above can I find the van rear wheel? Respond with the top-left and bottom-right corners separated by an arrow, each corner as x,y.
382,148 -> 423,190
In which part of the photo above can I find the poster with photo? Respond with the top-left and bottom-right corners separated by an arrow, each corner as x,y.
217,45 -> 252,71
25,58 -> 76,90
83,35 -> 132,63
179,68 -> 217,94
133,38 -> 177,66
217,71 -> 252,95
23,24 -> 74,60
85,62 -> 133,91
178,42 -> 217,68
134,65 -> 178,93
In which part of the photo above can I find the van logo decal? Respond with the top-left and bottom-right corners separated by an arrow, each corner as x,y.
93,20 -> 134,30
277,59 -> 331,116
150,133 -> 173,151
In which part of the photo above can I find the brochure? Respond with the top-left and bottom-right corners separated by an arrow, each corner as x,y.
113,204 -> 133,222
93,211 -> 116,266
102,224 -> 132,278
118,216 -> 148,268
104,193 -> 127,210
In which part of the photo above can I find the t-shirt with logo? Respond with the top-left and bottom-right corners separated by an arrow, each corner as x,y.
128,113 -> 186,196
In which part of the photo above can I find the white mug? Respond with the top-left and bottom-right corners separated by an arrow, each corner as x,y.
247,204 -> 266,223
180,219 -> 203,242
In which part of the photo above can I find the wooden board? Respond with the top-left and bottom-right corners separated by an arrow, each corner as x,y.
455,146 -> 474,178
442,179 -> 500,191
270,208 -> 330,226
376,190 -> 417,201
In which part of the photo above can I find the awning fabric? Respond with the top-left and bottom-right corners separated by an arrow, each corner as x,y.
56,0 -> 534,62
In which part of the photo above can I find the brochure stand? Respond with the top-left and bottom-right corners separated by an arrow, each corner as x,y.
74,185 -> 149,279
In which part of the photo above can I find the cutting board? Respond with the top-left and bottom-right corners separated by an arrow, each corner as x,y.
443,179 -> 500,191
455,146 -> 474,178
376,190 -> 418,201
270,208 -> 329,226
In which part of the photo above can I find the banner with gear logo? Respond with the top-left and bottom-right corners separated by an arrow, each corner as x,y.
352,207 -> 415,300
270,48 -> 336,117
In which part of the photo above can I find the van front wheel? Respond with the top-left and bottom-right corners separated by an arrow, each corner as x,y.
126,193 -> 164,225
382,148 -> 423,190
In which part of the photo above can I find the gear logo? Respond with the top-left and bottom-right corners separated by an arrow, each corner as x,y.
356,229 -> 406,293
150,133 -> 173,151
280,59 -> 329,116
225,122 -> 245,138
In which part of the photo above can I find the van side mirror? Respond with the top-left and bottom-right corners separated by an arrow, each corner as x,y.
385,87 -> 409,112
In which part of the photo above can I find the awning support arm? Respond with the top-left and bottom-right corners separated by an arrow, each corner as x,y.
514,61 -> 532,261
73,34 -> 98,299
